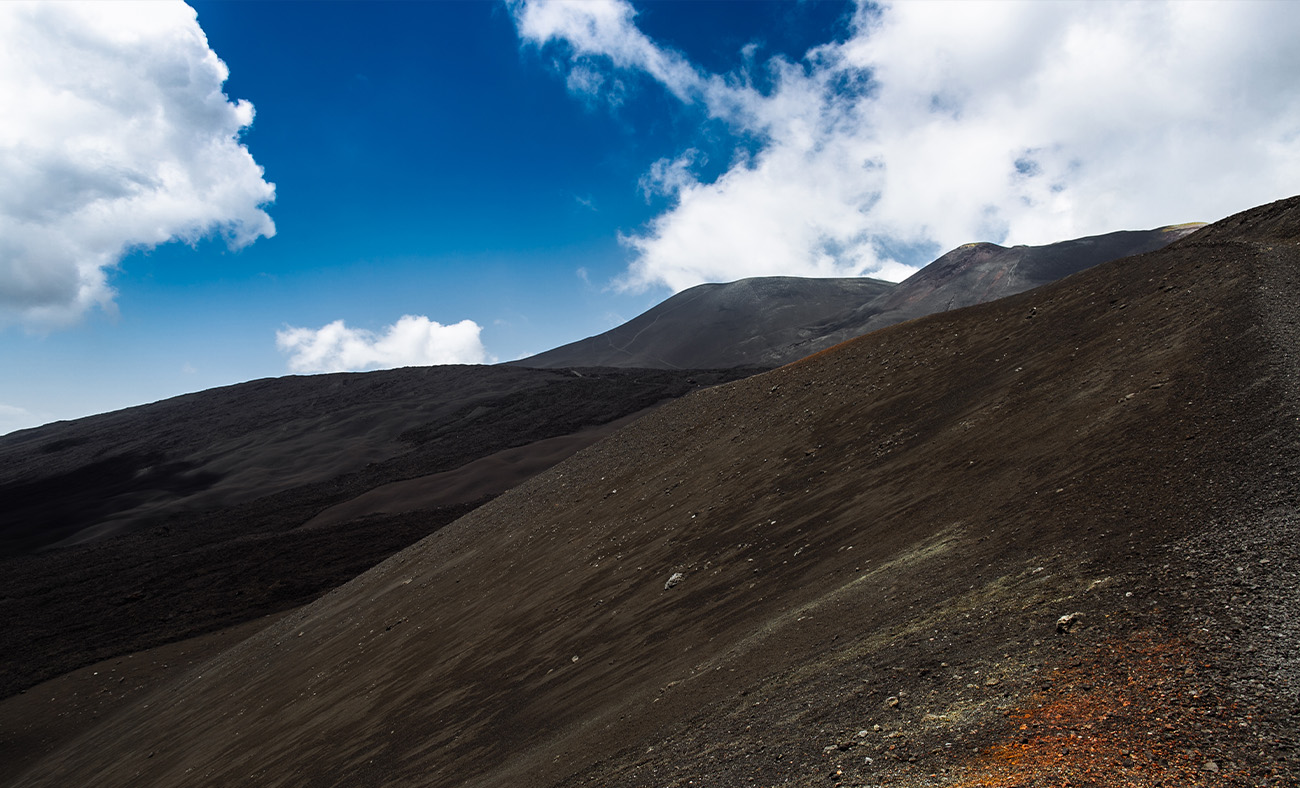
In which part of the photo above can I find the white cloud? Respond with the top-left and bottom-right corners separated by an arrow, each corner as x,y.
0,1 -> 275,328
513,0 -> 1300,292
512,0 -> 703,103
276,316 -> 491,374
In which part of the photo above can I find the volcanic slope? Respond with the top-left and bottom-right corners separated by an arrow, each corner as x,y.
0,365 -> 755,700
802,224 -> 1203,356
11,196 -> 1300,788
516,224 -> 1199,370
513,276 -> 894,369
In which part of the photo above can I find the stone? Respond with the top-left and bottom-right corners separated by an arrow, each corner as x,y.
1056,612 -> 1084,633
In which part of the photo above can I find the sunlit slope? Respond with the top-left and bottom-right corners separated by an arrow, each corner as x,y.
15,197 -> 1298,787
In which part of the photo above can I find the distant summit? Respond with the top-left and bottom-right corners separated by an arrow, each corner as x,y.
511,276 -> 893,369
514,224 -> 1202,370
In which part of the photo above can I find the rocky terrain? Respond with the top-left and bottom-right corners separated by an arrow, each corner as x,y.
2,197 -> 1295,787
516,225 -> 1201,370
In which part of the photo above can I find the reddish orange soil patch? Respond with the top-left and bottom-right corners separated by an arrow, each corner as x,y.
950,630 -> 1256,787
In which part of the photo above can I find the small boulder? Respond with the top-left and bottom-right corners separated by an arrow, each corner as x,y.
1056,612 -> 1084,634
664,572 -> 685,590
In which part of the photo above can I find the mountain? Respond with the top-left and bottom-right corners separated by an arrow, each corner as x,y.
0,365 -> 757,699
512,276 -> 894,369
515,225 -> 1202,370
802,224 -> 1205,353
6,196 -> 1296,787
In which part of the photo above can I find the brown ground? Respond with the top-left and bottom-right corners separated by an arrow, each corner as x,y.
4,197 -> 1299,787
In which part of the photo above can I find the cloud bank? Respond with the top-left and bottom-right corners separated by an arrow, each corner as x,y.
0,1 -> 275,328
514,0 -> 1300,292
276,316 -> 490,374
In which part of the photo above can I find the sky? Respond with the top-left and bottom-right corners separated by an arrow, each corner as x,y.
1,0 -> 1299,435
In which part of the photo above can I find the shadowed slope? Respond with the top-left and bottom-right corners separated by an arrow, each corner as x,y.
10,198 -> 1299,787
1,365 -> 711,554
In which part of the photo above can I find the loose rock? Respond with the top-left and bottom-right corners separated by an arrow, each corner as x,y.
1056,612 -> 1084,634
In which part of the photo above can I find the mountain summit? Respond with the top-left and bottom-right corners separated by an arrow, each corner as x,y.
515,225 -> 1201,370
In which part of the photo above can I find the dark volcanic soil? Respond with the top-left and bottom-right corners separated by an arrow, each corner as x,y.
0,366 -> 757,700
5,198 -> 1299,787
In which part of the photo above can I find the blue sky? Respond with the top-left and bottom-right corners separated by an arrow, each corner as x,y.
2,0 -> 1299,434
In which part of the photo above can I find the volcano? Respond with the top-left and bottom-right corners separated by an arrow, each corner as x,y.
3,198 -> 1297,787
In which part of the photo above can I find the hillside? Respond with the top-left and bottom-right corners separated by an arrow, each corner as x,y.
7,197 -> 1296,787
513,276 -> 894,369
516,225 -> 1200,370
804,225 -> 1204,353
0,365 -> 756,699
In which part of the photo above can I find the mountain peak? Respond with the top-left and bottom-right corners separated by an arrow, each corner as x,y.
515,225 -> 1195,371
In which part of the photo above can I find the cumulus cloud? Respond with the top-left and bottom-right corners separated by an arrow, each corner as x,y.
513,0 -> 1300,292
0,1 -> 275,328
276,316 -> 491,374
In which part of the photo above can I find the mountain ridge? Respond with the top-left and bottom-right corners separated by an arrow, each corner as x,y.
512,276 -> 895,369
515,224 -> 1202,370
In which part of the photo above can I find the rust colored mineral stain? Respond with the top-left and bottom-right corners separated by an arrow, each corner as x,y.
950,630 -> 1251,787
